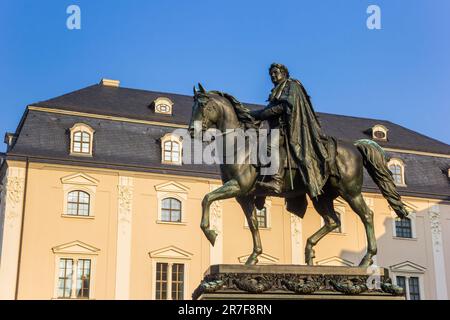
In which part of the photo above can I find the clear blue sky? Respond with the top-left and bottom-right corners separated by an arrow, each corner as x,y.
1,0 -> 449,152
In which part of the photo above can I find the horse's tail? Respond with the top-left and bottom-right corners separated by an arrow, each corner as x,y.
354,139 -> 409,218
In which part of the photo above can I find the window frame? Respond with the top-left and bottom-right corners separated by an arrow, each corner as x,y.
371,124 -> 388,141
391,210 -> 417,240
395,216 -> 413,239
69,123 -> 95,157
154,97 -> 174,115
66,190 -> 91,216
393,274 -> 424,300
155,182 -> 189,225
153,261 -> 187,300
387,158 -> 406,187
160,197 -> 182,223
160,133 -> 183,165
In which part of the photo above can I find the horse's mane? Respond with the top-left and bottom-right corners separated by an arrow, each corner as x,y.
209,91 -> 261,129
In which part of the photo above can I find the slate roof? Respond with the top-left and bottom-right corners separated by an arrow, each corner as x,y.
5,83 -> 450,199
32,84 -> 450,155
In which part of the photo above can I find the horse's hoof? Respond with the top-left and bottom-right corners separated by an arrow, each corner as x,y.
205,230 -> 218,246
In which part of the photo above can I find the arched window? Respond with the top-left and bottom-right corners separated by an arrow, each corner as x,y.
161,133 -> 182,165
67,190 -> 90,216
161,198 -> 182,222
388,158 -> 406,186
70,123 -> 95,156
395,217 -> 412,238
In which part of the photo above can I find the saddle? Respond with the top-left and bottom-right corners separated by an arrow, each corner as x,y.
254,135 -> 340,216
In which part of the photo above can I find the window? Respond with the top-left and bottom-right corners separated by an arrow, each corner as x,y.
389,164 -> 402,184
70,123 -> 95,156
161,198 -> 182,222
408,277 -> 421,300
388,158 -> 406,186
171,264 -> 184,300
67,191 -> 90,216
76,259 -> 91,298
57,258 -> 92,299
73,131 -> 91,154
371,124 -> 388,141
161,133 -> 183,165
164,141 -> 180,163
256,207 -> 267,228
52,241 -> 99,299
154,97 -> 174,115
396,276 -> 421,300
395,217 -> 412,238
155,262 -> 168,300
155,262 -> 185,300
58,258 -> 73,298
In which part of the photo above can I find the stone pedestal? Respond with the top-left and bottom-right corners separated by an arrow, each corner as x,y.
193,264 -> 405,300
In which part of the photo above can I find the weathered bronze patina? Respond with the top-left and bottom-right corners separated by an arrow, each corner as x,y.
188,64 -> 409,268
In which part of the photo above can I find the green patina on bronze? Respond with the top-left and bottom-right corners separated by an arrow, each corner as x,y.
189,63 -> 409,267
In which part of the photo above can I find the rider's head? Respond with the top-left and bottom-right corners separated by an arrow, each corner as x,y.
269,63 -> 289,85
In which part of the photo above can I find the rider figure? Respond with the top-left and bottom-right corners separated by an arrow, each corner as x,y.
251,63 -> 329,199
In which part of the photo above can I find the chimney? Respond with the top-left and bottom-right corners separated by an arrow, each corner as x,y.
100,78 -> 120,87
4,132 -> 17,152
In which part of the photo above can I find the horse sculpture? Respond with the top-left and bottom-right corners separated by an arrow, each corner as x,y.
188,84 -> 409,267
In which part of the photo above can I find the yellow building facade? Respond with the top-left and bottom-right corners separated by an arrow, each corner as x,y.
1,80 -> 449,300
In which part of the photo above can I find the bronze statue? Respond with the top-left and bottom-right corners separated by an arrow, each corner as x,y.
251,63 -> 328,199
188,64 -> 409,267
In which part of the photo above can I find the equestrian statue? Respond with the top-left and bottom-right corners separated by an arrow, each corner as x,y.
188,63 -> 409,267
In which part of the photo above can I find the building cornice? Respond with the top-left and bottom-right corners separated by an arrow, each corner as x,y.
383,148 -> 450,159
4,154 -> 450,202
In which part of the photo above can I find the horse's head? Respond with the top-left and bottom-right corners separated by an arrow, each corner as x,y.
188,83 -> 222,137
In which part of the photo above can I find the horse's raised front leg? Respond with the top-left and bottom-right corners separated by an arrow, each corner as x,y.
201,179 -> 242,246
236,196 -> 262,265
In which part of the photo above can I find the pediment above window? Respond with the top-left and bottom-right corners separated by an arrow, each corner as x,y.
61,173 -> 99,186
149,246 -> 193,260
390,261 -> 426,273
52,240 -> 100,255
238,253 -> 279,265
316,256 -> 354,267
154,181 -> 189,193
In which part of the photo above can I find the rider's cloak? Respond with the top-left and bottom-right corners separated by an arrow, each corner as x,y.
269,78 -> 329,198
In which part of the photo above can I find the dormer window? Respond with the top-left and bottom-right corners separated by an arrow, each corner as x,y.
161,133 -> 182,165
388,158 -> 406,186
372,124 -> 388,141
70,123 -> 95,156
153,97 -> 174,115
